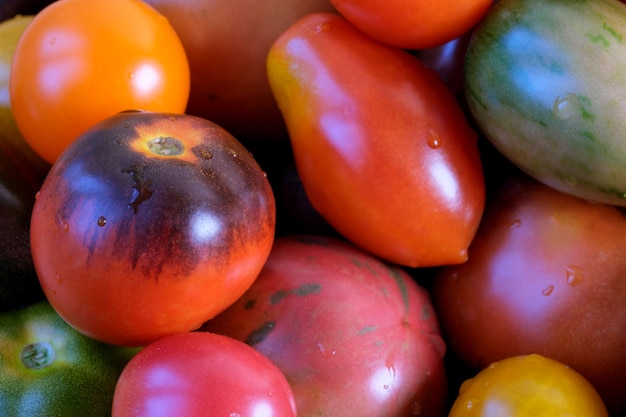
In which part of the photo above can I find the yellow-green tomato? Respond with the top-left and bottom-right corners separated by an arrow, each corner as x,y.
449,354 -> 608,417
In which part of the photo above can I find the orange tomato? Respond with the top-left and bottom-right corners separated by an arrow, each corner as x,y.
449,354 -> 608,417
9,0 -> 190,164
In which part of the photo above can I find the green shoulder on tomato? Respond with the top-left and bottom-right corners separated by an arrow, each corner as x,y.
0,300 -> 138,416
464,0 -> 626,206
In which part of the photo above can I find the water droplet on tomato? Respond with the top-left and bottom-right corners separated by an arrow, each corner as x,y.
97,216 -> 107,227
565,265 -> 584,286
566,176 -> 578,186
465,397 -> 481,411
541,285 -> 554,296
552,93 -> 582,120
509,219 -> 522,228
427,130 -> 442,149
48,37 -> 56,45
63,223 -> 69,232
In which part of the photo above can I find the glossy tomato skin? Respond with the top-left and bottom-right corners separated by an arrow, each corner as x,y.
9,0 -> 190,164
30,111 -> 276,347
143,0 -> 337,143
433,175 -> 626,414
329,0 -> 492,49
267,13 -> 485,268
449,354 -> 608,417
202,235 -> 448,417
112,332 -> 297,417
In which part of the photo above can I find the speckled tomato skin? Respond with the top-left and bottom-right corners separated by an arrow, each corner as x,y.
30,111 -> 276,347
202,235 -> 448,417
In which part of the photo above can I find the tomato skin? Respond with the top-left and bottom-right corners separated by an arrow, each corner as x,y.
143,0 -> 337,143
112,332 -> 297,417
267,13 -> 485,267
9,0 -> 190,164
433,175 -> 626,414
30,111 -> 276,347
449,354 -> 608,417
329,0 -> 492,49
202,235 -> 448,417
465,0 -> 626,206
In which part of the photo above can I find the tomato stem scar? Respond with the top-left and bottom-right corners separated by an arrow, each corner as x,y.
147,136 -> 184,156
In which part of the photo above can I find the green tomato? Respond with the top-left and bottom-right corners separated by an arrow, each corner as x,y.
0,301 -> 138,416
465,0 -> 626,206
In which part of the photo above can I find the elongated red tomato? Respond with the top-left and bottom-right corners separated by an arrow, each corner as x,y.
267,13 -> 485,267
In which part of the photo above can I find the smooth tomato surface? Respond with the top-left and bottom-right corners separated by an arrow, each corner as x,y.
30,111 -> 276,346
267,13 -> 485,267
202,235 -> 448,417
143,0 -> 337,143
112,332 -> 297,417
449,354 -> 608,417
9,0 -> 190,164
329,0 -> 492,49
433,175 -> 626,414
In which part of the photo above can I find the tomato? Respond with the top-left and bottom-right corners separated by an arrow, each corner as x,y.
449,354 -> 608,417
267,12 -> 485,268
0,138 -> 45,311
328,0 -> 492,49
0,300 -> 138,417
143,0 -> 337,143
29,111 -> 276,346
9,0 -> 190,164
464,0 -> 626,207
432,174 -> 626,414
112,331 -> 297,417
202,235 -> 448,417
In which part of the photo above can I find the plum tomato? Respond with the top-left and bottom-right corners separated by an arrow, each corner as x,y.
112,332 -> 297,417
267,13 -> 485,267
143,0 -> 337,143
449,354 -> 608,417
329,0 -> 492,49
9,0 -> 190,164
433,174 -> 626,414
29,111 -> 276,347
202,235 -> 448,417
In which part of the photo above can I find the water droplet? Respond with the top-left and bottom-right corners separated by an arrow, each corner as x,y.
541,285 -> 554,296
465,397 -> 481,411
122,123 -> 131,129
566,176 -> 578,186
55,274 -> 61,283
565,265 -> 584,286
509,219 -> 522,228
97,216 -> 107,227
383,384 -> 389,390
315,22 -> 331,32
316,341 -> 336,357
49,287 -> 57,295
63,223 -> 69,232
35,191 -> 40,200
411,401 -> 422,416
48,37 -> 56,45
128,72 -> 134,79
427,130 -> 442,149
552,93 -> 582,120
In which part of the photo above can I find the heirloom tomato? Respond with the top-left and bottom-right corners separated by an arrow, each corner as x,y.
30,111 -> 276,347
112,332 -> 297,417
433,175 -> 626,414
267,13 -> 485,267
465,0 -> 626,206
9,0 -> 190,164
449,354 -> 608,417
202,235 -> 448,417
329,0 -> 492,49
143,0 -> 337,142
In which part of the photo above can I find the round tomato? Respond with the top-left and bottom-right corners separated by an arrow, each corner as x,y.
449,354 -> 608,417
433,174 -> 626,414
30,111 -> 276,347
9,0 -> 190,164
202,235 -> 448,417
329,0 -> 492,49
112,332 -> 297,417
143,0 -> 337,143
267,12 -> 485,267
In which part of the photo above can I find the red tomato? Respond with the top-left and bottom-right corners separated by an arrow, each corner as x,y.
29,111 -> 276,346
449,354 -> 608,417
433,174 -> 626,414
9,0 -> 190,164
329,0 -> 493,49
267,13 -> 485,268
112,332 -> 297,417
143,0 -> 337,143
202,235 -> 448,417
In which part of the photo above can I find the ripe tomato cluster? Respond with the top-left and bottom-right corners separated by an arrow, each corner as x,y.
3,0 -> 626,416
